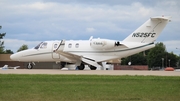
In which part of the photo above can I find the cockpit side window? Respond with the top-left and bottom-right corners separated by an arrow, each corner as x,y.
40,42 -> 47,49
34,42 -> 43,49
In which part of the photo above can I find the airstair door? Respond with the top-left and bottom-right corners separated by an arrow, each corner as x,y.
52,40 -> 65,59
55,40 -> 65,52
52,42 -> 60,59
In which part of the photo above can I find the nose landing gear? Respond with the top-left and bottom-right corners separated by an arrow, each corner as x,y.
27,63 -> 34,69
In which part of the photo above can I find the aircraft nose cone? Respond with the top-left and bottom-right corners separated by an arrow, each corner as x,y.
10,54 -> 18,61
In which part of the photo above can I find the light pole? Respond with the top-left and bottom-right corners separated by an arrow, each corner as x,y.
169,59 -> 171,67
162,58 -> 164,69
176,48 -> 180,68
179,54 -> 180,68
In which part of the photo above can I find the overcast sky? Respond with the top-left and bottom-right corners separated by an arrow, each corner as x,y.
0,0 -> 180,55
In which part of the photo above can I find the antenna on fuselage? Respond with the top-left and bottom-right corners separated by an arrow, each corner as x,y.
89,36 -> 93,41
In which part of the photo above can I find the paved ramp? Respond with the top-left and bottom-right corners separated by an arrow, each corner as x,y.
0,69 -> 180,76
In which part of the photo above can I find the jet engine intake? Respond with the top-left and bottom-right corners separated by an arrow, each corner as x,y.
90,39 -> 115,50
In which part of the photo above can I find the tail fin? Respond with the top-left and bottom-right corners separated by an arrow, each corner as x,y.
123,16 -> 171,43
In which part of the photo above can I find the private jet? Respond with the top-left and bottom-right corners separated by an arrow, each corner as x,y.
10,16 -> 171,70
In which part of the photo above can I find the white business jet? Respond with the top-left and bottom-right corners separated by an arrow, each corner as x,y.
10,16 -> 171,70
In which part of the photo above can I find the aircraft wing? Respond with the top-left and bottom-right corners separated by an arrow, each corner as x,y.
55,51 -> 81,63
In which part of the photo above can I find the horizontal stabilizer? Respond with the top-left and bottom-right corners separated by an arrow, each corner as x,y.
151,16 -> 171,21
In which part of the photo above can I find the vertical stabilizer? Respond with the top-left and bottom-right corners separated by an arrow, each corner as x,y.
123,16 -> 171,43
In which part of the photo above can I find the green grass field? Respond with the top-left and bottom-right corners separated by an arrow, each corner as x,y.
0,74 -> 180,101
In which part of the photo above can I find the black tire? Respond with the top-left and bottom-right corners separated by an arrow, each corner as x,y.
27,63 -> 33,69
90,65 -> 97,70
61,62 -> 66,68
77,63 -> 85,70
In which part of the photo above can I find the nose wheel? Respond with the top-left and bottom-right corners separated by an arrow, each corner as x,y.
27,63 -> 33,69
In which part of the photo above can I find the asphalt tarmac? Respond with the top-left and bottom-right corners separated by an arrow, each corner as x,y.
0,69 -> 180,76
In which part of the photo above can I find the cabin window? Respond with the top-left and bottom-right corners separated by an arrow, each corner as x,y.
75,43 -> 79,48
54,44 -> 58,48
68,43 -> 72,48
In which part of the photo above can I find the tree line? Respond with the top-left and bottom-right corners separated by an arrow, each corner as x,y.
0,26 -> 28,54
0,25 -> 180,68
121,42 -> 180,69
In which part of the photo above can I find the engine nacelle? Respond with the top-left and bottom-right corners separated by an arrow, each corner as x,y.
90,39 -> 117,50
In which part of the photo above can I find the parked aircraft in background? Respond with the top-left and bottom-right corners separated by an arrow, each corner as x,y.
10,16 -> 171,70
0,65 -> 20,69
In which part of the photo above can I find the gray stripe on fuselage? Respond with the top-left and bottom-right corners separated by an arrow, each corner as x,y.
23,52 -> 52,57
66,43 -> 154,53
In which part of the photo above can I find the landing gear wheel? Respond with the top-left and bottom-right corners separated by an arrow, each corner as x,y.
90,65 -> 97,70
60,62 -> 66,68
77,63 -> 85,70
27,63 -> 33,69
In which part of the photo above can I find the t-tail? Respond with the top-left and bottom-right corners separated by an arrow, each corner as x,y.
123,16 -> 171,43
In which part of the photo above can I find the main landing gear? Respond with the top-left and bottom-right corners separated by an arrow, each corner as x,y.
77,63 -> 85,70
76,63 -> 97,70
89,65 -> 97,70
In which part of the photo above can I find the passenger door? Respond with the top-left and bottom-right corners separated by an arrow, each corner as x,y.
52,42 -> 60,59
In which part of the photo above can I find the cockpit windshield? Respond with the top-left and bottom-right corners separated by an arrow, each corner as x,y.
34,42 -> 43,49
34,42 -> 48,49
40,42 -> 47,49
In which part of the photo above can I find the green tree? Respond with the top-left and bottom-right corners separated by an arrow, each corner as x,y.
0,25 -> 6,53
122,42 -> 179,69
121,51 -> 147,65
17,44 -> 28,52
166,52 -> 178,67
147,42 -> 166,69
177,55 -> 180,68
4,49 -> 14,54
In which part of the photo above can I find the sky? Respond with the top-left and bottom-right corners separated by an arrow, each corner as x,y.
0,0 -> 180,55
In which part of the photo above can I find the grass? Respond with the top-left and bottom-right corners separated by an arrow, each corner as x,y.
0,74 -> 180,101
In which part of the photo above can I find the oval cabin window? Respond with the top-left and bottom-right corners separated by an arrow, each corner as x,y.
68,43 -> 72,48
75,43 -> 79,48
